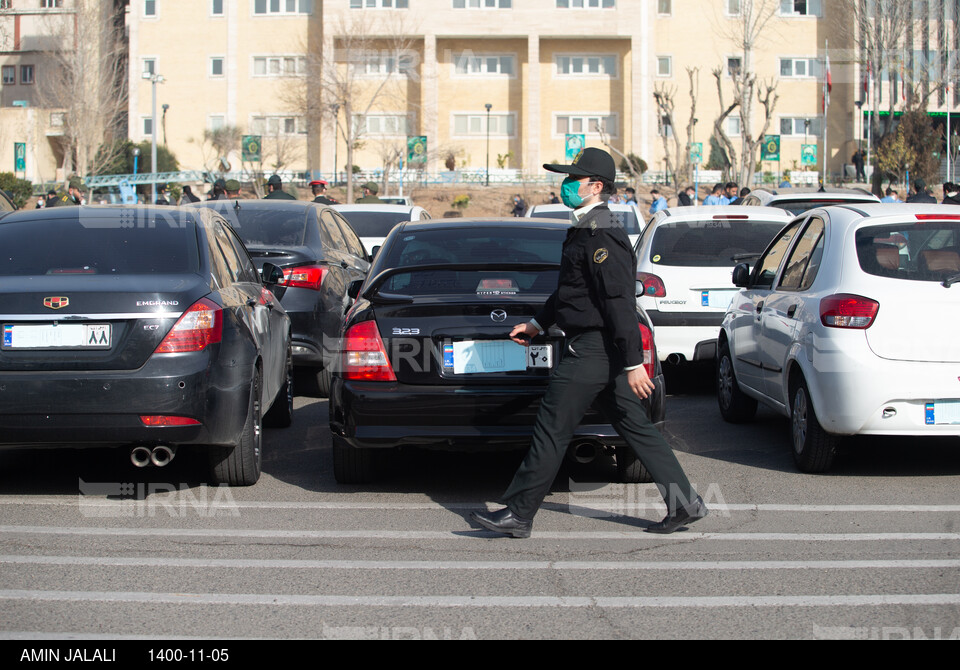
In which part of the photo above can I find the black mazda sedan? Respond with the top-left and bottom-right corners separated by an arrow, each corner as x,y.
0,206 -> 292,486
328,218 -> 665,484
192,200 -> 370,395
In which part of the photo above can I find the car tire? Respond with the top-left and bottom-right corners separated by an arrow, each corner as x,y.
209,368 -> 263,486
264,347 -> 294,429
717,341 -> 758,423
790,376 -> 839,473
316,366 -> 332,399
332,435 -> 377,484
615,446 -> 653,483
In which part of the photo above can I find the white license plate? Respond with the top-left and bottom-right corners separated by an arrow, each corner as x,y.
925,401 -> 960,425
444,340 -> 551,374
2,323 -> 112,350
701,290 -> 737,309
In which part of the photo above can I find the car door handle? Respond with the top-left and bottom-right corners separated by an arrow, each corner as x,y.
246,298 -> 257,307
787,304 -> 798,318
755,301 -> 764,314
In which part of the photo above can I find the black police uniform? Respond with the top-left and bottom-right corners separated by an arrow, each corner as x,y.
264,188 -> 296,200
313,195 -> 337,205
498,203 -> 699,521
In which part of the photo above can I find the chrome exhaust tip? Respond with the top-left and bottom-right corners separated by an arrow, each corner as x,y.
150,445 -> 176,467
130,446 -> 152,468
570,441 -> 600,464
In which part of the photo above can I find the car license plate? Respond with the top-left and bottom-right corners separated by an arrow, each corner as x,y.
445,340 -> 548,374
701,290 -> 737,309
925,401 -> 960,425
2,323 -> 112,350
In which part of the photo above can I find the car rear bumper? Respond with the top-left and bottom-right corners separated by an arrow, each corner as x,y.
0,351 -> 251,449
329,375 -> 666,450
645,312 -> 723,362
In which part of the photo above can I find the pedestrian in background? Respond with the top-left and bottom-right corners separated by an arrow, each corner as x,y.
704,184 -> 725,206
264,174 -> 296,200
880,187 -> 900,203
180,185 -> 200,204
648,189 -> 667,214
356,181 -> 383,204
311,180 -> 338,205
943,183 -> 960,205
510,194 -> 526,216
906,178 -> 936,204
470,147 -> 707,539
225,180 -> 242,199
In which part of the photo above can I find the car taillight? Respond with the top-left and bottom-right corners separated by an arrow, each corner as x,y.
154,298 -> 223,353
916,214 -> 960,221
283,265 -> 326,290
639,322 -> 657,380
637,272 -> 666,298
342,320 -> 396,382
820,294 -> 879,329
140,415 -> 201,426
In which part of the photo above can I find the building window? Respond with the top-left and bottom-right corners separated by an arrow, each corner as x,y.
657,0 -> 671,15
208,115 -> 226,131
555,55 -> 617,78
726,56 -> 742,77
556,0 -> 615,7
20,65 -> 34,85
0,0 -> 12,9
253,56 -> 307,77
726,116 -> 741,137
453,53 -> 515,76
144,0 -> 156,17
726,0 -> 741,15
250,115 -> 307,135
554,114 -> 617,138
42,0 -> 64,8
453,113 -> 516,137
658,115 -> 673,138
354,113 -> 413,136
656,56 -> 672,77
779,57 -> 819,78
143,117 -> 154,136
453,0 -> 512,7
255,0 -> 314,14
780,116 -> 821,137
142,58 -> 156,76
365,52 -> 417,77
1,66 -> 14,85
50,112 -> 65,127
779,0 -> 821,16
349,0 -> 407,8
210,57 -> 225,77
212,0 -> 224,15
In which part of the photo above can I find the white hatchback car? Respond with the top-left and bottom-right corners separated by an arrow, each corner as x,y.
524,202 -> 645,247
717,204 -> 960,472
332,204 -> 431,253
634,206 -> 793,364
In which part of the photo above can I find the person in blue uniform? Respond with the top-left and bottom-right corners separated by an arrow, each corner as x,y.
471,147 -> 707,538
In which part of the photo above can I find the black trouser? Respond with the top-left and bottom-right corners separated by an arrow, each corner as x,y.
500,330 -> 697,520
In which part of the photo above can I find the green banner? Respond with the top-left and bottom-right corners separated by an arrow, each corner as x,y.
241,135 -> 261,162
761,135 -> 780,161
801,144 -> 817,166
689,142 -> 703,165
14,142 -> 25,172
407,136 -> 427,165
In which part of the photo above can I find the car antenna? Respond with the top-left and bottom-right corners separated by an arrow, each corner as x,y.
233,200 -> 241,213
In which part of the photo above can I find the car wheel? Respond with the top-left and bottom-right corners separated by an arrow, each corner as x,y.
264,347 -> 294,429
316,366 -> 332,398
790,376 -> 839,473
332,435 -> 377,484
717,341 -> 758,423
209,368 -> 263,486
615,446 -> 653,483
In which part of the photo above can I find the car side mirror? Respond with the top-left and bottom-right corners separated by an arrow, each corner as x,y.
371,245 -> 380,259
635,279 -> 645,297
348,279 -> 364,301
732,263 -> 751,288
261,262 -> 284,287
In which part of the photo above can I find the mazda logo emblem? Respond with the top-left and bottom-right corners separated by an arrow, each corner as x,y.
490,309 -> 507,323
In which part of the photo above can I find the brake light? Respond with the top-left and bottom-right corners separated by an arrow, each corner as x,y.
637,272 -> 666,298
154,298 -> 223,353
916,214 -> 960,221
342,320 -> 396,382
712,215 -> 748,220
639,322 -> 657,380
140,415 -> 201,426
282,265 -> 326,290
820,294 -> 879,329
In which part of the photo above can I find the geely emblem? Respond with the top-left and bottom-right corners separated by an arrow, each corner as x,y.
43,297 -> 69,310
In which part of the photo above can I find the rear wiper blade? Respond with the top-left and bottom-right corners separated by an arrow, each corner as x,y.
943,273 -> 960,288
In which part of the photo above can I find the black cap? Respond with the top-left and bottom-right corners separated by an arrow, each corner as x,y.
543,147 -> 616,182
267,175 -> 282,187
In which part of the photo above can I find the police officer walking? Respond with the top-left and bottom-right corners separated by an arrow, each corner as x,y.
264,174 -> 297,200
310,179 -> 338,205
471,148 -> 707,538
52,177 -> 85,206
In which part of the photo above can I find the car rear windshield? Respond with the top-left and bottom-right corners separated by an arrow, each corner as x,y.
648,219 -> 786,267
856,221 -> 960,282
532,207 -> 642,235
336,211 -> 411,238
772,198 -> 875,216
377,227 -> 563,296
0,214 -> 199,276
213,208 -> 307,247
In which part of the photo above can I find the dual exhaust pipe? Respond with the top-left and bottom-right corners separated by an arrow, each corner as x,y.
130,445 -> 176,468
568,441 -> 601,465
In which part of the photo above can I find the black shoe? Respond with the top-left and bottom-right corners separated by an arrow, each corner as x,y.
645,496 -> 708,534
470,507 -> 533,539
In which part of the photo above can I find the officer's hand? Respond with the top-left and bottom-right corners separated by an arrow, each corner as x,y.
509,322 -> 538,346
627,366 -> 655,400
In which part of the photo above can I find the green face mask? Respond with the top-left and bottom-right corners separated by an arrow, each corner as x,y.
560,176 -> 585,209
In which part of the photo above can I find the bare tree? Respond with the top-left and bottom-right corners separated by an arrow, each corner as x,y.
38,0 -> 128,180
711,67 -> 741,181
200,125 -> 242,176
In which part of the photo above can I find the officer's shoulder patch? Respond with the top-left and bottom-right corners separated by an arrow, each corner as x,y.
593,248 -> 609,264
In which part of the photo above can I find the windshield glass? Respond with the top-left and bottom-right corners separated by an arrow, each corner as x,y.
210,207 -> 307,247
772,198 -> 875,216
649,219 -> 786,267
336,211 -> 411,238
856,221 -> 960,282
378,227 -> 563,296
0,213 -> 198,275
532,207 -> 642,235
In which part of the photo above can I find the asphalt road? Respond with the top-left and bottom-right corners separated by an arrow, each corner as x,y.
1,364 -> 959,641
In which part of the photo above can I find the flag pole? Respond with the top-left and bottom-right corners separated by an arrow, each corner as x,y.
947,2 -> 952,184
822,39 -> 830,186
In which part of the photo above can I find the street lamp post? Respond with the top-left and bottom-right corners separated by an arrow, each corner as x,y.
485,103 -> 492,187
331,103 -> 340,185
143,71 -> 165,204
